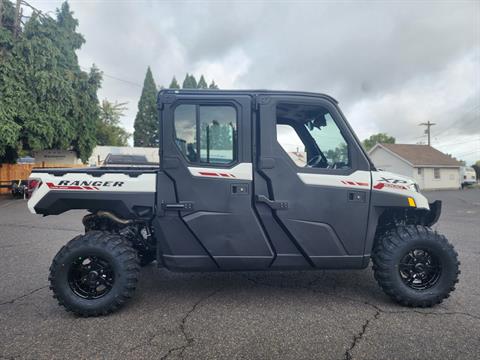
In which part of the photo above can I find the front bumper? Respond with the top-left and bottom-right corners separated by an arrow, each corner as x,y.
424,200 -> 442,227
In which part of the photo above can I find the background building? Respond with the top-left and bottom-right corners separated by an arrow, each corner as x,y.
369,143 -> 462,190
88,146 -> 159,166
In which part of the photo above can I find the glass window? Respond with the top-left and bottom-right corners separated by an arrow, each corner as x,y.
276,103 -> 350,169
434,168 -> 441,179
200,106 -> 236,164
174,105 -> 197,162
418,168 -> 422,175
276,124 -> 307,167
174,104 -> 237,165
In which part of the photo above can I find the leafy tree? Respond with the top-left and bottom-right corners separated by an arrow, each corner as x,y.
209,80 -> 219,89
472,160 -> 480,181
133,67 -> 158,147
197,75 -> 208,89
96,100 -> 130,146
362,133 -> 395,151
169,76 -> 180,89
0,1 -> 102,162
325,143 -> 348,164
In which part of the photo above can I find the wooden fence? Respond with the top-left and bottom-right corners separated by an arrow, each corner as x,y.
0,163 -> 85,194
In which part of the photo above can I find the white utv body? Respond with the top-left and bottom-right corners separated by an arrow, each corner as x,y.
27,90 -> 459,316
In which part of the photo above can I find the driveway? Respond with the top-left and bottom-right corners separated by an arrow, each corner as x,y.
0,189 -> 479,359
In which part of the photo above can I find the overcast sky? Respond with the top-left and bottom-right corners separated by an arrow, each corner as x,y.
32,0 -> 480,164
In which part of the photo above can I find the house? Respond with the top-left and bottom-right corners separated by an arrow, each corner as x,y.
368,143 -> 462,190
33,150 -> 83,166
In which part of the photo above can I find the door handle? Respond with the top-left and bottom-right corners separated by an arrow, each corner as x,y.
161,201 -> 194,210
347,191 -> 366,203
255,195 -> 288,210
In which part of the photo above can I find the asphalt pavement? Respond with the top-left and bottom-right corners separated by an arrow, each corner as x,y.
0,189 -> 479,359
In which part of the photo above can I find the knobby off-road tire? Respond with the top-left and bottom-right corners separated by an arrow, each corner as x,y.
372,225 -> 460,307
49,231 -> 140,316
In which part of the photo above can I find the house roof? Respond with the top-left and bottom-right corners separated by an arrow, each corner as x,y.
372,143 -> 462,167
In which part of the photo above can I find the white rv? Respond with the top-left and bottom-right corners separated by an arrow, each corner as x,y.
461,167 -> 477,188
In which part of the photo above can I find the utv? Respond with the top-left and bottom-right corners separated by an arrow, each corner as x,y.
28,90 -> 459,316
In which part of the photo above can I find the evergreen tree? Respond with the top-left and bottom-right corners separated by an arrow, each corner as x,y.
189,74 -> 197,88
182,73 -> 198,89
182,73 -> 191,88
0,1 -> 102,162
169,76 -> 180,89
197,75 -> 208,89
133,67 -> 158,147
209,80 -> 219,89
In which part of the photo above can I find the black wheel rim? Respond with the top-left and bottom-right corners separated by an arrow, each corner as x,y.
399,248 -> 442,290
68,255 -> 115,299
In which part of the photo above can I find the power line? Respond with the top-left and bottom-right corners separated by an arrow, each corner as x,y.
79,66 -> 142,87
434,138 -> 479,148
451,150 -> 480,158
433,104 -> 480,138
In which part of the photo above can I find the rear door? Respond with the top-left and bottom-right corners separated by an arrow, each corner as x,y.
159,92 -> 273,270
254,94 -> 372,268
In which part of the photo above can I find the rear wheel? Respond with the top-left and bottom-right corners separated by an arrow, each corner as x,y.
49,231 -> 140,316
372,225 -> 460,307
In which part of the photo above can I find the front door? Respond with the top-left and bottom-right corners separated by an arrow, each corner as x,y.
254,95 -> 372,268
159,92 -> 273,270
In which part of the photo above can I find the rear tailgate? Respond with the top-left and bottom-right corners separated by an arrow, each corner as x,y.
28,167 -> 157,219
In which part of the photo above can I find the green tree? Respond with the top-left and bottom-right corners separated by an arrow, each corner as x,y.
169,76 -> 180,89
472,160 -> 480,180
182,73 -> 198,89
96,100 -> 130,146
325,143 -> 348,164
197,75 -> 208,89
209,80 -> 219,89
133,67 -> 158,147
362,133 -> 395,151
0,1 -> 102,162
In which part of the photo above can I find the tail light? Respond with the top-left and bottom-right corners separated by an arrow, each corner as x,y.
27,179 -> 42,198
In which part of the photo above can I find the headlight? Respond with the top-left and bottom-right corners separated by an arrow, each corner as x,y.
407,183 -> 419,192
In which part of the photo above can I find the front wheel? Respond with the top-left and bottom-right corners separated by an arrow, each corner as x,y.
49,231 -> 140,316
372,225 -> 460,307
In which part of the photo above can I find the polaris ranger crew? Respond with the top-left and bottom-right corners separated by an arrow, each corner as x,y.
28,90 -> 459,316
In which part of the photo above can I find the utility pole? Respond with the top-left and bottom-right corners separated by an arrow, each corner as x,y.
419,121 -> 436,146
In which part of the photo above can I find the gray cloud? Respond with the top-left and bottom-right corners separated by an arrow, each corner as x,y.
32,0 -> 480,163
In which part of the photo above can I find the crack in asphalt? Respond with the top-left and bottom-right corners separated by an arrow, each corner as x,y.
344,309 -> 381,360
241,275 -> 480,360
0,285 -> 48,306
160,287 -> 224,360
126,287 -> 224,358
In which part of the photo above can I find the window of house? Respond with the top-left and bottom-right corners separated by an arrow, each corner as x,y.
434,168 -> 441,179
276,103 -> 350,169
174,104 -> 237,165
417,168 -> 422,175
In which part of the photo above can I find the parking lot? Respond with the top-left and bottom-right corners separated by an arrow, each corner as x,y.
0,189 -> 479,359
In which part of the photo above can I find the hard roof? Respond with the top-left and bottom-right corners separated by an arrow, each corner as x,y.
377,143 -> 462,167
158,89 -> 338,104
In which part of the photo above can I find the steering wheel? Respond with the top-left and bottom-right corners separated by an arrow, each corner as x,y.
307,155 -> 328,168
327,162 -> 347,169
